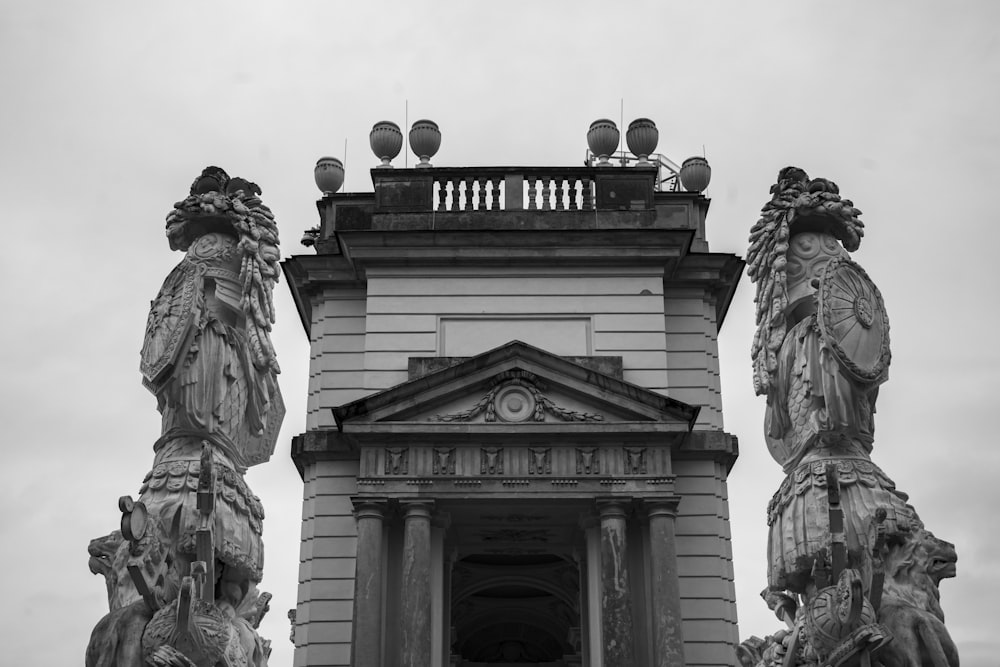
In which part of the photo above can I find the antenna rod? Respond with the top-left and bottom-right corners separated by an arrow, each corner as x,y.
620,98 -> 625,166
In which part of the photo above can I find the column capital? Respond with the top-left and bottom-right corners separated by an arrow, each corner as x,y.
595,497 -> 632,519
399,498 -> 435,520
351,496 -> 389,519
643,496 -> 682,519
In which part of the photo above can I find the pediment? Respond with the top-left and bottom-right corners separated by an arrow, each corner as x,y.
333,341 -> 698,432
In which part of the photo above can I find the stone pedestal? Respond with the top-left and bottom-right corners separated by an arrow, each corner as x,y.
351,499 -> 387,667
646,497 -> 686,666
597,499 -> 635,667
400,500 -> 434,667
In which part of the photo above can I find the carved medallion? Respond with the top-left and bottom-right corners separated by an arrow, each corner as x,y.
818,257 -> 891,383
495,385 -> 538,422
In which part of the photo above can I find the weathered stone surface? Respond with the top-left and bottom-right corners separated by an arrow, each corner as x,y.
597,500 -> 635,667
87,167 -> 283,667
646,499 -> 686,666
399,501 -> 434,667
741,167 -> 958,666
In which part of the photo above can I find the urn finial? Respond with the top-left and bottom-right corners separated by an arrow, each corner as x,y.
370,121 -> 403,168
409,119 -> 441,168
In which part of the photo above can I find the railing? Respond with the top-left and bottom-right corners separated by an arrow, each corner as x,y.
584,150 -> 683,192
429,167 -> 598,212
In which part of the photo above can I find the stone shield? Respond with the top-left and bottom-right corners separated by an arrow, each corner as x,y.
818,257 -> 891,383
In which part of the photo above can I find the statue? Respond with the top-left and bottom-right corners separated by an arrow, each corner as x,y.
87,167 -> 285,667
738,168 -> 958,666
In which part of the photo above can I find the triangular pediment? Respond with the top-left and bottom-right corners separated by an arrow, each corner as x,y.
333,341 -> 698,432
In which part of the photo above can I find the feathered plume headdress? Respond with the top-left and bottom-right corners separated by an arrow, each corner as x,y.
747,167 -> 864,395
164,167 -> 281,374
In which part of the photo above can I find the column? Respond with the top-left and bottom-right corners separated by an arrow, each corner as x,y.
400,500 -> 434,667
351,498 -> 387,667
646,497 -> 685,667
597,499 -> 635,667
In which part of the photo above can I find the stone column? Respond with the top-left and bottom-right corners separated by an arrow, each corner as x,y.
351,498 -> 387,667
400,500 -> 434,667
597,499 -> 635,667
646,497 -> 686,666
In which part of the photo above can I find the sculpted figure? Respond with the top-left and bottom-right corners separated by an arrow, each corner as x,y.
741,168 -> 958,666
87,167 -> 284,667
878,530 -> 958,667
747,167 -> 914,595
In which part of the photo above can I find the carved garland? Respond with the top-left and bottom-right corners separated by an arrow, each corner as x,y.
429,373 -> 604,423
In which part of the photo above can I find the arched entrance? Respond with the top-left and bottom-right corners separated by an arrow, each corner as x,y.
451,554 -> 581,666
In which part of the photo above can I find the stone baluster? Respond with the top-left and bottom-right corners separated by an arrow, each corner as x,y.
555,178 -> 566,210
351,499 -> 388,667
450,178 -> 461,211
568,178 -> 579,211
581,178 -> 593,210
477,177 -> 487,211
400,500 -> 434,667
528,178 -> 539,210
463,178 -> 474,211
645,497 -> 686,666
597,499 -> 635,667
437,179 -> 448,211
489,178 -> 500,211
541,178 -> 552,210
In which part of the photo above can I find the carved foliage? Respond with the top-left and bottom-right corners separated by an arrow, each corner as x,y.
430,370 -> 604,423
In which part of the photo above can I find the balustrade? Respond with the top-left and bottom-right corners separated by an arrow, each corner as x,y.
430,168 -> 597,212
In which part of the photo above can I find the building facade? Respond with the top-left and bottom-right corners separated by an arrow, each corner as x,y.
283,163 -> 743,666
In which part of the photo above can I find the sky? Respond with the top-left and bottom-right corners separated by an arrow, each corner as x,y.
1,2 -> 998,665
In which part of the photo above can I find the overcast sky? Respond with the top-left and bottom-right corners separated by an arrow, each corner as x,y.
2,2 -> 998,665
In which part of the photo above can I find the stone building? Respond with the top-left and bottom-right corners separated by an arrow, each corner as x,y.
283,144 -> 744,666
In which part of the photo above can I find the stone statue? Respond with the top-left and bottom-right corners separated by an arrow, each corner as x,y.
87,167 -> 284,667
739,168 -> 958,666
